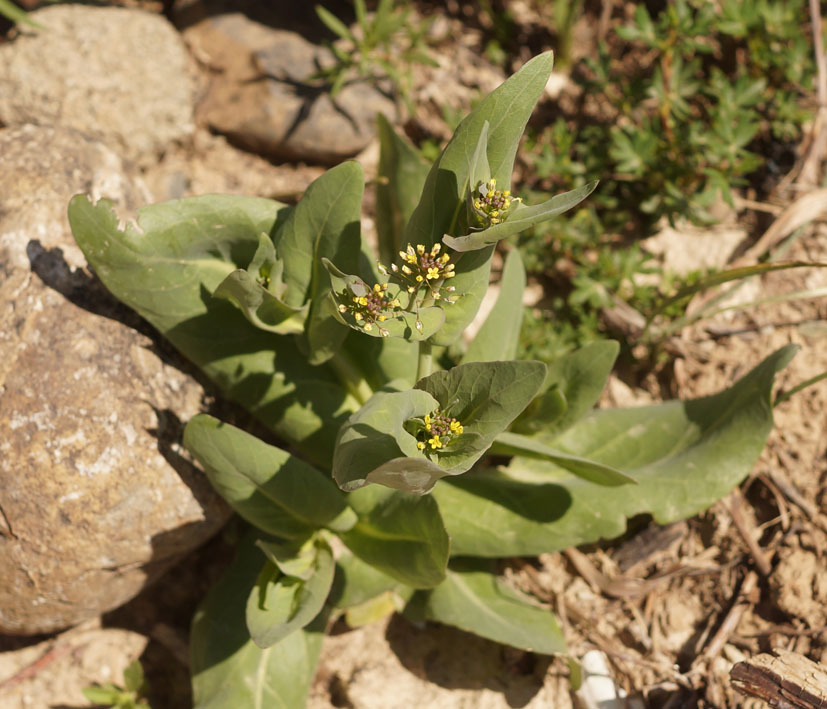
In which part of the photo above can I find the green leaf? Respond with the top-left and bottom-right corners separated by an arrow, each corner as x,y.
184,414 -> 356,538
405,52 -> 555,247
192,534 -> 325,709
68,194 -> 357,468
491,431 -> 637,486
333,388 -> 439,491
82,685 -> 121,704
461,249 -> 525,364
323,258 -> 445,341
275,162 -> 364,364
329,547 -> 404,609
0,0 -> 44,28
414,360 -> 548,472
340,485 -> 450,588
515,340 -> 620,435
418,559 -> 566,655
246,538 -> 335,648
430,245 -> 495,347
434,346 -> 797,557
213,249 -> 306,335
315,4 -> 356,42
443,181 -> 598,252
404,52 -> 556,345
122,660 -> 145,693
375,115 -> 432,265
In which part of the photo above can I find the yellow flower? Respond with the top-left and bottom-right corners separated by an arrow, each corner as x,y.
428,435 -> 442,449
417,441 -> 426,450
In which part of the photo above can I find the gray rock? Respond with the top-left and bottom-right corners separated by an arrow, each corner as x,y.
185,13 -> 397,164
0,5 -> 196,166
0,125 -> 229,634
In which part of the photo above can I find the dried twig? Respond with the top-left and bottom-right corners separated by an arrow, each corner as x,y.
700,571 -> 759,663
729,489 -> 773,577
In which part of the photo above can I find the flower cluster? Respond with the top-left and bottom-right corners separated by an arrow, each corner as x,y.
337,282 -> 400,337
472,178 -> 518,226
378,243 -> 456,303
416,409 -> 464,451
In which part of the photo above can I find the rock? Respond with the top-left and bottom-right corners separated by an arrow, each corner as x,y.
0,125 -> 230,635
184,12 -> 397,164
0,5 -> 196,166
142,128 -> 324,203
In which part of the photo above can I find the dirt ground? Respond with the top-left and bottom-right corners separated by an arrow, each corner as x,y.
2,1 -> 827,708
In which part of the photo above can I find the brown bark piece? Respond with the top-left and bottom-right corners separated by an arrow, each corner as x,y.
730,649 -> 827,707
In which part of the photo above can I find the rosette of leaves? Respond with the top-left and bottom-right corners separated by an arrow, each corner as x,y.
67,51 -> 802,708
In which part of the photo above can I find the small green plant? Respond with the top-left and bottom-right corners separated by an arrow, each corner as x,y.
69,53 -> 797,706
517,0 -> 815,349
314,0 -> 438,112
82,661 -> 149,709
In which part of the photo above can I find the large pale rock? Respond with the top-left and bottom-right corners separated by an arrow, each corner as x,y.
0,125 -> 229,635
0,5 -> 196,165
184,12 -> 396,164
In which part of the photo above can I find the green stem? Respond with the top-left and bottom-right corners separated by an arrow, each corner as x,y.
416,340 -> 433,382
329,350 -> 373,405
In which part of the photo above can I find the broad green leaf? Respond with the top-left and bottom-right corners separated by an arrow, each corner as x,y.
430,245 -> 495,347
514,340 -> 620,435
333,388 -> 439,490
341,331 -> 419,391
192,534 -> 325,709
461,249 -> 526,364
443,182 -> 598,252
213,231 -> 306,334
329,547 -> 404,609
184,414 -> 356,538
417,559 -> 566,655
404,52 -> 555,345
340,485 -> 450,588
491,431 -> 636,486
213,271 -> 306,334
277,161 -> 363,306
344,590 -> 405,627
246,539 -> 335,648
405,52 -> 555,247
323,259 -> 445,341
275,162 -> 363,363
433,346 -> 797,557
68,195 -> 357,468
414,360 -> 548,472
375,115 -> 432,265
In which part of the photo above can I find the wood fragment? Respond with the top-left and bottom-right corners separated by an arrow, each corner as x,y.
731,648 -> 827,708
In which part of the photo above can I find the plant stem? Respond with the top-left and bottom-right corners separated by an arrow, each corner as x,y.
416,340 -> 433,382
329,350 -> 373,405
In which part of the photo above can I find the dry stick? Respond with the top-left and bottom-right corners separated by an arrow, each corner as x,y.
796,0 -> 827,187
729,489 -> 773,577
699,570 -> 759,663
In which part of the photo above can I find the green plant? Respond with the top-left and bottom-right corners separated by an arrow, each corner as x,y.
314,0 -> 438,112
69,53 -> 796,706
82,661 -> 149,709
517,0 -> 815,348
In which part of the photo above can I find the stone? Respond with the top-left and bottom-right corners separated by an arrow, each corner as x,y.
0,125 -> 230,635
0,5 -> 196,165
184,12 -> 397,164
